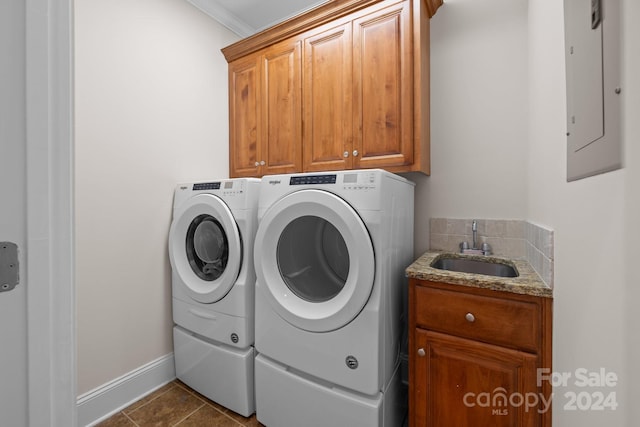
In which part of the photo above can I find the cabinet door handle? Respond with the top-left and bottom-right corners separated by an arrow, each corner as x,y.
343,151 -> 349,158
465,312 -> 476,323
353,150 -> 359,157
417,348 -> 426,357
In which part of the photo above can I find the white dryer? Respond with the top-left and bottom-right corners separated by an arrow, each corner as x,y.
253,170 -> 414,427
169,178 -> 259,416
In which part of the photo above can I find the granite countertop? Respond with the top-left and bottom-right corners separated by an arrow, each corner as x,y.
405,251 -> 553,298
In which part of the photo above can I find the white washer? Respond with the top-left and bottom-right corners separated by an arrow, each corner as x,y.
169,178 -> 260,417
253,170 -> 414,427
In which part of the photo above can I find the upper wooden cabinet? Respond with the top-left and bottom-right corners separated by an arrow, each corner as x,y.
223,0 -> 441,178
303,20 -> 353,172
352,1 -> 413,170
228,39 -> 302,177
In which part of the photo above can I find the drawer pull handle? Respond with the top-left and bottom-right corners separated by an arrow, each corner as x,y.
417,348 -> 426,357
465,312 -> 476,323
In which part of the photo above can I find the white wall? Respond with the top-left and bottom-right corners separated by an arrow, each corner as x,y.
527,0 -> 632,424
623,0 -> 640,422
409,0 -> 529,256
75,0 -> 238,394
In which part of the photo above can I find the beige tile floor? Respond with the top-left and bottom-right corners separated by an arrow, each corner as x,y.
97,380 -> 263,427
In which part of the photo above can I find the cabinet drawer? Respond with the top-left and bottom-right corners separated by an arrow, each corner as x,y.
414,285 -> 540,352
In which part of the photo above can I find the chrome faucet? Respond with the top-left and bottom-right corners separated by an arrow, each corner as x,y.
459,220 -> 491,255
472,220 -> 478,249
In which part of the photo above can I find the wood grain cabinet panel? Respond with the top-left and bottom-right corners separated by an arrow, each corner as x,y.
303,21 -> 353,172
414,330 -> 538,427
353,1 -> 413,169
228,54 -> 261,177
409,279 -> 553,427
228,40 -> 302,178
415,286 -> 541,352
262,40 -> 303,175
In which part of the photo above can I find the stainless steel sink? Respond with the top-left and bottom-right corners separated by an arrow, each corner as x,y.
430,256 -> 519,278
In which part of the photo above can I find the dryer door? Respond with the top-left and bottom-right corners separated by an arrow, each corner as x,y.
254,189 -> 375,332
169,194 -> 242,303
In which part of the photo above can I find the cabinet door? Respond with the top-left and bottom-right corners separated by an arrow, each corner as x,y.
353,1 -> 413,169
303,22 -> 353,172
261,39 -> 303,175
229,54 -> 262,178
413,330 -> 539,427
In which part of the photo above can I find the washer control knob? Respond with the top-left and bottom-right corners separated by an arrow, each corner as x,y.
345,355 -> 359,369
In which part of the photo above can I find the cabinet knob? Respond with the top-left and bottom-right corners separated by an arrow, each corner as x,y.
417,348 -> 426,357
260,160 -> 265,166
343,151 -> 349,158
353,150 -> 359,157
254,161 -> 259,167
465,312 -> 476,323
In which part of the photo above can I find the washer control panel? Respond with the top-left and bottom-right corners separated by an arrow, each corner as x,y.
191,181 -> 245,196
192,182 -> 220,191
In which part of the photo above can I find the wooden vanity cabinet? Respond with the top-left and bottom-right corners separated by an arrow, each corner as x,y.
224,0 -> 440,178
408,279 -> 553,427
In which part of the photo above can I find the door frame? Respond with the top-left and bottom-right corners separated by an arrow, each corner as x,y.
26,0 -> 76,425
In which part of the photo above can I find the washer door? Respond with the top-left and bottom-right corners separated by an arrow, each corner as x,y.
254,189 -> 375,332
169,194 -> 242,303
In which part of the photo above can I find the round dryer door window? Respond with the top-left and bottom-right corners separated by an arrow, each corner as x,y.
169,194 -> 242,303
254,189 -> 375,332
277,216 -> 350,303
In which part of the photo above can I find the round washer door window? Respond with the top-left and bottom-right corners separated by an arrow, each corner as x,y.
169,194 -> 242,303
186,214 -> 229,281
254,189 -> 375,332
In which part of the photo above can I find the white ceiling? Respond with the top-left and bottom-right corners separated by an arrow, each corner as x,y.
187,0 -> 329,38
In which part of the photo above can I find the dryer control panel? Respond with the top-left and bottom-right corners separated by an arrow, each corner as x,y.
342,172 -> 378,191
289,174 -> 336,185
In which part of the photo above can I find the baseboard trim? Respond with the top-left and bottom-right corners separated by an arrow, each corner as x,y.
77,353 -> 176,427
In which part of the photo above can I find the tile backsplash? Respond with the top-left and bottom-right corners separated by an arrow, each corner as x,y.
430,218 -> 554,287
